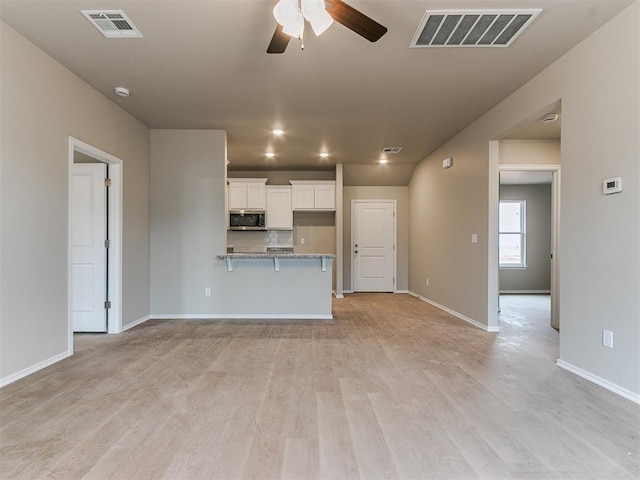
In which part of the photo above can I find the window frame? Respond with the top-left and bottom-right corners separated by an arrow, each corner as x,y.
499,200 -> 527,269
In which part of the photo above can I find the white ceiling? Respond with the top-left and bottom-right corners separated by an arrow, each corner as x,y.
0,0 -> 631,183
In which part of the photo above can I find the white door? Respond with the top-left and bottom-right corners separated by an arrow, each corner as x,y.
353,201 -> 395,292
71,163 -> 107,332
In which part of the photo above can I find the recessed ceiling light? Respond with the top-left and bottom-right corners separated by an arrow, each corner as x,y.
541,113 -> 559,123
266,152 -> 275,158
272,129 -> 284,136
320,152 -> 329,158
379,159 -> 388,164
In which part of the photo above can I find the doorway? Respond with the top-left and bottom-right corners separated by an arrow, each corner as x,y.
68,138 -> 123,350
71,161 -> 108,332
498,166 -> 560,330
498,170 -> 557,332
351,200 -> 396,292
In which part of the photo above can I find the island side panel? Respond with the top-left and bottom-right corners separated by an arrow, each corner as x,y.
219,258 -> 333,318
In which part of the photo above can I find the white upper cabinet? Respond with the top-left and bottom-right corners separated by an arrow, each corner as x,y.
227,178 -> 267,210
290,180 -> 335,211
266,186 -> 293,230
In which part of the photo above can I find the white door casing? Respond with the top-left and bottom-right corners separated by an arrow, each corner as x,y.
352,201 -> 396,292
71,163 -> 107,332
68,137 -> 123,347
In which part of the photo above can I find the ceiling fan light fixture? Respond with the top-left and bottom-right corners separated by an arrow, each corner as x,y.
273,0 -> 298,27
282,10 -> 305,38
302,0 -> 334,36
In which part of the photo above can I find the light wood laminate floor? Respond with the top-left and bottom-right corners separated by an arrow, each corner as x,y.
1,294 -> 639,479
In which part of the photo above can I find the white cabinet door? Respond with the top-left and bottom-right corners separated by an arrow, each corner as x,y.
315,184 -> 335,210
292,185 -> 315,210
228,183 -> 248,210
227,178 -> 267,210
266,186 -> 293,230
247,183 -> 266,209
290,181 -> 335,210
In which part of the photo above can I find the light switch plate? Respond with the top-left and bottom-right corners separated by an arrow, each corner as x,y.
471,234 -> 478,244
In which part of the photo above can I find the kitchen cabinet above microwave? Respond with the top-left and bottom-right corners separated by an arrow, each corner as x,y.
289,180 -> 335,211
227,178 -> 267,210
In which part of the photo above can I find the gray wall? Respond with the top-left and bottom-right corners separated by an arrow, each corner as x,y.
150,130 -> 227,315
500,140 -> 561,165
409,3 -> 639,396
499,184 -> 552,292
343,187 -> 409,292
0,22 -> 150,381
150,131 -> 336,315
228,170 -> 335,184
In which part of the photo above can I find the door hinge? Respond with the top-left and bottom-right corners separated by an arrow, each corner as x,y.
104,178 -> 112,187
104,300 -> 112,309
104,239 -> 111,248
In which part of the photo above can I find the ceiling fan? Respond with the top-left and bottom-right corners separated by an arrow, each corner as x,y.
267,0 -> 388,54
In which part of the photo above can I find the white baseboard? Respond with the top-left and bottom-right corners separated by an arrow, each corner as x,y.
0,350 -> 71,389
500,290 -> 551,294
408,291 -> 499,333
394,290 -> 409,294
151,313 -> 333,320
556,359 -> 640,406
122,315 -> 151,332
342,290 -> 354,294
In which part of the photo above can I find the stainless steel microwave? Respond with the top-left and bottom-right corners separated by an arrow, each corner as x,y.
229,210 -> 266,230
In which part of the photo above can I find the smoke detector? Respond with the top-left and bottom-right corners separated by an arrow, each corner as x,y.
114,87 -> 130,98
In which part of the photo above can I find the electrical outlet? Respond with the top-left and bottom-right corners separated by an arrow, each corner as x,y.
300,237 -> 305,245
425,278 -> 429,286
205,287 -> 211,296
602,330 -> 613,348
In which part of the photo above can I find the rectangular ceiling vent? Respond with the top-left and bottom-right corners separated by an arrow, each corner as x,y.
81,10 -> 143,38
381,147 -> 402,154
410,9 -> 541,48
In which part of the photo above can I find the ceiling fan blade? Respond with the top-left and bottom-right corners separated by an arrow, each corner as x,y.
267,24 -> 291,54
327,0 -> 387,42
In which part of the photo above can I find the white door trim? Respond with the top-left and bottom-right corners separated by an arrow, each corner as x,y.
490,161 -> 561,330
350,199 -> 397,293
68,137 -> 123,352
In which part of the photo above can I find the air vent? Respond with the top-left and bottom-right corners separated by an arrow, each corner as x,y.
381,147 -> 402,154
81,10 -> 143,38
410,9 -> 541,48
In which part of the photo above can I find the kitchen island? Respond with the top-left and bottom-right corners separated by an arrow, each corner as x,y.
216,253 -> 335,319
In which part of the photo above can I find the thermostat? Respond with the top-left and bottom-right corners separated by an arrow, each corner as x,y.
603,177 -> 622,195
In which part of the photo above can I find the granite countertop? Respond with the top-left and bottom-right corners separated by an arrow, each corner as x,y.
217,253 -> 336,259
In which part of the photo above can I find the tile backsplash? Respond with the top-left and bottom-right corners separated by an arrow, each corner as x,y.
227,230 -> 294,253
